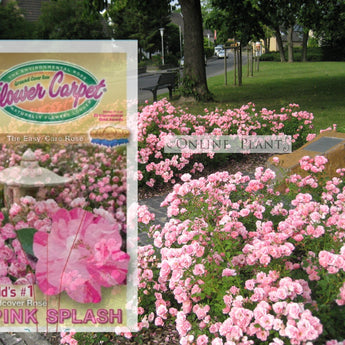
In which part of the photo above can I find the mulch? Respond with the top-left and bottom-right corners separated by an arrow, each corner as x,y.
139,153 -> 273,200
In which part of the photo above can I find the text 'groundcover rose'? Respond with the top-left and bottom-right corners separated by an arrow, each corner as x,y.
33,208 -> 129,303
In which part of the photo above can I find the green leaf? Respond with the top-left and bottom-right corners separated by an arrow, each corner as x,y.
16,228 -> 38,257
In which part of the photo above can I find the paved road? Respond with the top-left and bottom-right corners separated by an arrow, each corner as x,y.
139,52 -> 248,103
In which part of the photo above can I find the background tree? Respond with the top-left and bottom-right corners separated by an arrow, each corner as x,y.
0,2 -> 35,39
87,0 -> 109,12
250,0 -> 295,62
208,0 -> 264,46
179,0 -> 212,100
106,0 -> 171,60
36,0 -> 110,39
204,6 -> 229,45
260,25 -> 274,52
310,0 -> 345,61
164,23 -> 181,64
295,0 -> 320,62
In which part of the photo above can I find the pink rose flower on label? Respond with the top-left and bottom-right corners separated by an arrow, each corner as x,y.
33,208 -> 129,303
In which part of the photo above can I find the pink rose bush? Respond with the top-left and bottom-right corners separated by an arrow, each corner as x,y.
0,144 -> 127,217
136,155 -> 345,344
138,99 -> 314,188
0,210 -> 35,286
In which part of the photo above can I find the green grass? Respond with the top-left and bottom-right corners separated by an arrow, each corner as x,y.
172,61 -> 345,133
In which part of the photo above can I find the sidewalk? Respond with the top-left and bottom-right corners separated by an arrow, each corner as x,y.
0,333 -> 51,345
139,193 -> 169,246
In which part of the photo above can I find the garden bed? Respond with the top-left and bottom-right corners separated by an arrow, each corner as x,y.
16,100 -> 345,345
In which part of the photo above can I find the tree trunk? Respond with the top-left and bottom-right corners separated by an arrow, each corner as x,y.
302,29 -> 308,62
287,26 -> 294,63
179,0 -> 212,101
274,27 -> 286,62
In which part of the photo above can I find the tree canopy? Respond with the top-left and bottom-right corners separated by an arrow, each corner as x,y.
36,0 -> 110,39
206,0 -> 345,62
0,2 -> 35,39
106,0 -> 171,58
309,0 -> 345,60
207,0 -> 264,45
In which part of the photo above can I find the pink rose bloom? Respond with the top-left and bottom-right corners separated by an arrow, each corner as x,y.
0,277 -> 12,285
286,302 -> 302,319
1,223 -> 16,240
306,133 -> 316,142
211,337 -> 223,345
154,316 -> 164,326
9,203 -> 22,218
176,312 -> 192,337
33,208 -> 129,303
222,268 -> 237,277
169,307 -> 178,317
181,173 -> 192,182
193,264 -> 205,276
270,337 -> 284,345
196,334 -> 208,345
156,304 -> 168,319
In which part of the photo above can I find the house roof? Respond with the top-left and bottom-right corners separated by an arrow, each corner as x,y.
281,31 -> 304,42
15,0 -> 49,22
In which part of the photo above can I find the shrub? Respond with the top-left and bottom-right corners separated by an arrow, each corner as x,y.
136,155 -> 345,344
260,52 -> 280,61
164,54 -> 179,67
260,47 -> 323,62
204,46 -> 214,59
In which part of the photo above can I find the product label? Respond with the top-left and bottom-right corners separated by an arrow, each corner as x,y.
0,41 -> 138,333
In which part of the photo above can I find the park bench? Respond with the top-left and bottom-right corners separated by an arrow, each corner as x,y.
142,72 -> 178,102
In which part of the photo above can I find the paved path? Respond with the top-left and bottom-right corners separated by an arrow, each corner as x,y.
142,194 -> 169,227
139,193 -> 169,246
0,333 -> 51,345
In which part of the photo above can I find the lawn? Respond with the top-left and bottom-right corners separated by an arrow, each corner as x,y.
173,61 -> 345,133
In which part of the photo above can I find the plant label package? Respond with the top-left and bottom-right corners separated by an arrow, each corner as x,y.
0,40 -> 138,332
